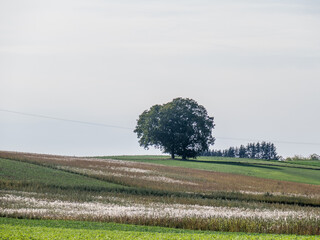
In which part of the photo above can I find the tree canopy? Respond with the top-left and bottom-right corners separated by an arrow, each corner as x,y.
134,98 -> 215,159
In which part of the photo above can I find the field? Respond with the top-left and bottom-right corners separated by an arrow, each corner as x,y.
1,218 -> 319,240
0,151 -> 320,238
0,158 -> 126,191
105,155 -> 320,185
286,160 -> 320,168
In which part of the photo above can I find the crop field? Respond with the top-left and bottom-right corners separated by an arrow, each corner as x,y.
2,218 -> 319,240
0,158 -> 127,191
106,155 -> 320,185
0,150 -> 320,238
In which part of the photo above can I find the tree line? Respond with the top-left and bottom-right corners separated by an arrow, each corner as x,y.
201,142 -> 279,160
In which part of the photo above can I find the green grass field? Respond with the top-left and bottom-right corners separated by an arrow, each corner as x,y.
105,155 -> 320,185
1,218 -> 319,240
286,160 -> 320,168
0,158 -> 127,190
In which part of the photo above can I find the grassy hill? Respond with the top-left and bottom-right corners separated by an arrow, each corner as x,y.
104,155 -> 320,185
0,151 -> 320,237
0,158 -> 127,191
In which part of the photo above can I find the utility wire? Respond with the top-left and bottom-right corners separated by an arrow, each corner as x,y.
1,108 -> 319,146
216,137 -> 320,146
0,108 -> 132,130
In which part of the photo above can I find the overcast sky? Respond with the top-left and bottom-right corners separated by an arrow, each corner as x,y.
1,0 -> 319,157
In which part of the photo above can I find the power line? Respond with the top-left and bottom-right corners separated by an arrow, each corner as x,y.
1,108 -> 319,146
0,108 -> 132,130
216,137 -> 320,146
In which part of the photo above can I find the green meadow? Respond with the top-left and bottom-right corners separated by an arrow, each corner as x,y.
1,218 -> 319,240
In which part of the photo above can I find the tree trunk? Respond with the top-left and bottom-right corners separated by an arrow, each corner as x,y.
171,152 -> 175,159
182,153 -> 186,160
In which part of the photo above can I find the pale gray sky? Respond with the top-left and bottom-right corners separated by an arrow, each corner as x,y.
1,0 -> 319,157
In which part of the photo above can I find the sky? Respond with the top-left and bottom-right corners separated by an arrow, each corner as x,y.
1,0 -> 319,157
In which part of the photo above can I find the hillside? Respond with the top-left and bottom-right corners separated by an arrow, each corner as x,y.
1,151 -> 320,237
105,155 -> 320,185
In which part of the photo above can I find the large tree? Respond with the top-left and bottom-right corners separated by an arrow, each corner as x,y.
134,98 -> 215,159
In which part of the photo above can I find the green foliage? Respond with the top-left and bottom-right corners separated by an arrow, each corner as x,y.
134,98 -> 215,159
286,154 -> 320,163
202,142 -> 279,160
310,154 -> 320,160
1,218 -> 319,239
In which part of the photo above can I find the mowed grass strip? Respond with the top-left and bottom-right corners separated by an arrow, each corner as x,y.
286,160 -> 320,168
1,218 -> 319,240
106,155 -> 320,185
108,155 -> 320,169
0,158 -> 127,190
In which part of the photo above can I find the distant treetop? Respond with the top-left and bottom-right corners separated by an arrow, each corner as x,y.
202,142 -> 279,160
